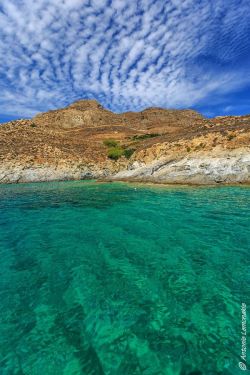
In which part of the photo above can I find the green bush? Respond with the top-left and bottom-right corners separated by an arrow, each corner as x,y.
186,146 -> 191,152
103,139 -> 119,147
108,147 -> 124,160
123,148 -> 135,159
104,139 -> 136,160
30,123 -> 36,128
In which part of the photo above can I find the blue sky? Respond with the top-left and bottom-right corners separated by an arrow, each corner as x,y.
0,0 -> 250,123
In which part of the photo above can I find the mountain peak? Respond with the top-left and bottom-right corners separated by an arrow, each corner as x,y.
68,99 -> 103,111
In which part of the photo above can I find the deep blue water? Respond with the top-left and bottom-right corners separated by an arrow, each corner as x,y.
0,181 -> 249,375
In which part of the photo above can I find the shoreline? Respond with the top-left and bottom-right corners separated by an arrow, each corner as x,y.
0,176 -> 249,189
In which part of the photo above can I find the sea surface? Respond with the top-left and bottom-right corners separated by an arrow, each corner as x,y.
0,181 -> 249,375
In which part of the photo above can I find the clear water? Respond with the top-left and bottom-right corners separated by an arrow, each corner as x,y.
0,181 -> 249,375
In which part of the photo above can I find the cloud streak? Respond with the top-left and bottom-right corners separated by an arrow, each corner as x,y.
0,0 -> 250,117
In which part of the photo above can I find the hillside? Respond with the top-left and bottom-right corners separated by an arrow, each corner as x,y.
0,100 -> 249,184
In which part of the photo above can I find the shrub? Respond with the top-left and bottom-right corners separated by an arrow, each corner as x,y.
30,123 -> 36,127
227,134 -> 235,141
124,148 -> 135,159
108,147 -> 124,160
103,139 -> 119,147
186,146 -> 191,152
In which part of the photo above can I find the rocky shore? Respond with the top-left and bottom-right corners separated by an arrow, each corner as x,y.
112,149 -> 250,185
0,100 -> 249,185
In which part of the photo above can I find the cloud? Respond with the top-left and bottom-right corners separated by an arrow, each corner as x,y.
0,0 -> 249,117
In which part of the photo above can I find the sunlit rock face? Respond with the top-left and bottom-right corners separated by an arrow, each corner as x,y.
32,99 -> 204,130
0,99 -> 249,184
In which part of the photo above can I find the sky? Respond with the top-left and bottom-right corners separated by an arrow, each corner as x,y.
0,0 -> 250,123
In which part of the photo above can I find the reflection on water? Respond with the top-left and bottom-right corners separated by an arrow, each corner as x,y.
0,181 -> 249,374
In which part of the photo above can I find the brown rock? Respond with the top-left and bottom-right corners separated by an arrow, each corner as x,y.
0,99 -> 249,184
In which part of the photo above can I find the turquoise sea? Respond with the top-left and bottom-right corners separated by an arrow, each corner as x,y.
0,181 -> 249,375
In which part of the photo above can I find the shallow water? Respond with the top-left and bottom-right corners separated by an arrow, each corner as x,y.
0,181 -> 249,375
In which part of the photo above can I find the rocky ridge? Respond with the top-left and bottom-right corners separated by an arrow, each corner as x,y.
0,100 -> 249,185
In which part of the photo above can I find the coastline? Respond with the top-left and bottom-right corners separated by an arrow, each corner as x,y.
101,179 -> 250,188
1,148 -> 249,186
1,101 -> 249,187
0,176 -> 249,188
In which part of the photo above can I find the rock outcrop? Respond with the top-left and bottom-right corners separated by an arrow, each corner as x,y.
0,100 -> 249,185
113,149 -> 250,184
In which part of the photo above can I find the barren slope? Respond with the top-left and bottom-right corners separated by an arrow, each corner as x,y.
0,100 -> 249,184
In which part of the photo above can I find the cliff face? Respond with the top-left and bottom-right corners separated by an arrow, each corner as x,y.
0,100 -> 249,184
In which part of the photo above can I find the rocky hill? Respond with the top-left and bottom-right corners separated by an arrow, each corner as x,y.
0,100 -> 249,184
